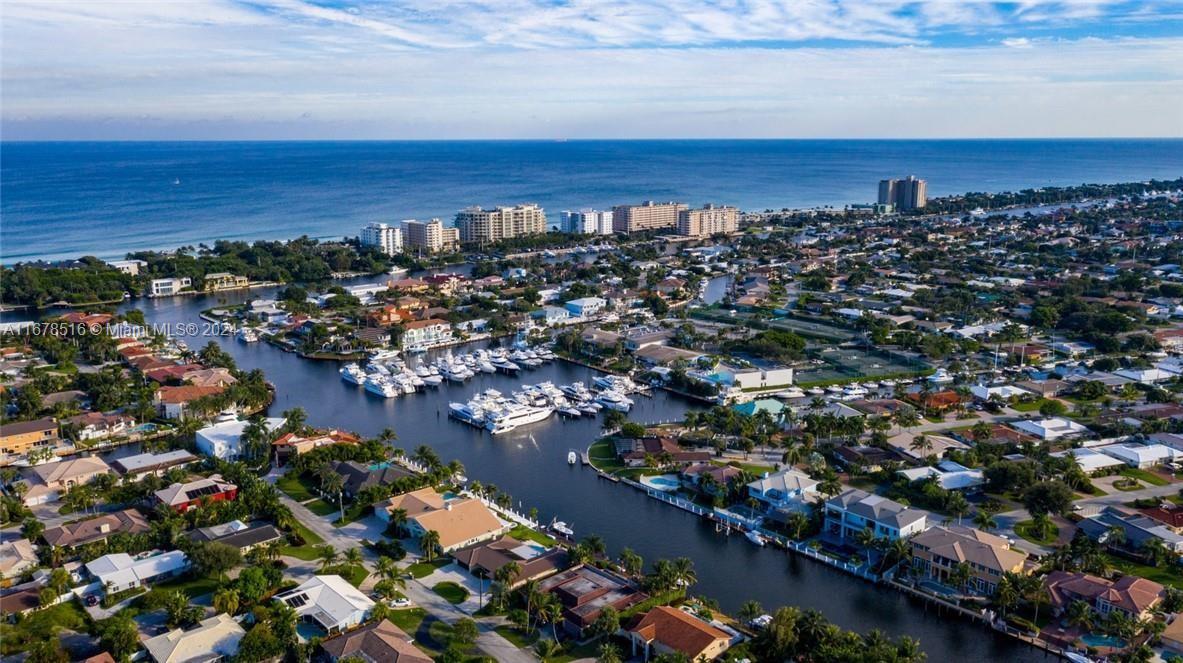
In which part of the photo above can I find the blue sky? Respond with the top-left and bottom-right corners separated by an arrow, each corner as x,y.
3,1 -> 1182,139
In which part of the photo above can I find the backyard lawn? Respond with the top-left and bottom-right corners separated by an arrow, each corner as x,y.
509,524 -> 556,547
433,581 -> 469,604
1106,554 -> 1183,590
276,473 -> 317,501
151,573 -> 221,599
280,520 -> 325,560
1014,519 -> 1059,546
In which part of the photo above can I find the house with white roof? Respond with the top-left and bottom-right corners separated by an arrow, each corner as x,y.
1115,368 -> 1176,384
897,461 -> 985,492
1011,417 -> 1090,441
563,296 -> 607,318
969,384 -> 1032,401
746,470 -> 818,511
1097,443 -> 1178,469
86,550 -> 189,594
1051,447 -> 1126,474
274,575 -> 374,635
144,613 -> 245,663
195,416 -> 285,460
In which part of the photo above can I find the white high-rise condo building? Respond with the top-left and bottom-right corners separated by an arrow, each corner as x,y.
454,204 -> 547,245
878,176 -> 927,211
611,201 -> 687,234
360,223 -> 403,255
560,209 -> 614,235
677,204 -> 739,238
402,218 -> 459,254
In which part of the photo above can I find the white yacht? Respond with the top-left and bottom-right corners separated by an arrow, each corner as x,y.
369,348 -> 400,362
236,328 -> 259,343
595,390 -> 633,412
485,403 -> 554,434
928,368 -> 954,385
339,363 -> 365,385
422,374 -> 444,387
405,345 -> 428,355
550,521 -> 574,537
449,401 -> 485,425
364,376 -> 400,398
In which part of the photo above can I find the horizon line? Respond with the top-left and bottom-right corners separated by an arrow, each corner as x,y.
4,136 -> 1183,144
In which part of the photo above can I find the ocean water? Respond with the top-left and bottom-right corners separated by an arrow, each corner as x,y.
2,139 -> 1181,262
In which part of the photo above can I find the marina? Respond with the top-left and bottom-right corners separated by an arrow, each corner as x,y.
96,286 -> 1042,662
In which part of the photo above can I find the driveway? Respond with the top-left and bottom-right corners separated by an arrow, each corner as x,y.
420,564 -> 486,615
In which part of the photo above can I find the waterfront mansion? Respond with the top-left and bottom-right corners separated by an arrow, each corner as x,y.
824,489 -> 929,542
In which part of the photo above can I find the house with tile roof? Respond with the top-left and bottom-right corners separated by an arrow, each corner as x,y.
154,385 -> 225,420
375,488 -> 508,552
627,606 -> 732,661
319,618 -> 432,663
144,613 -> 245,663
1044,570 -> 1165,620
909,526 -> 1029,595
42,509 -> 150,548
451,535 -> 568,589
20,456 -> 113,505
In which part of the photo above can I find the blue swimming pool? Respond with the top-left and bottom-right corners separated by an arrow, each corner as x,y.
643,475 -> 681,491
1080,633 -> 1126,649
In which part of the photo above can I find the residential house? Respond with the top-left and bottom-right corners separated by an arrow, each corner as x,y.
86,550 -> 189,594
42,509 -> 150,548
1140,503 -> 1183,532
1077,506 -> 1183,554
563,297 -> 607,318
0,417 -> 58,457
400,319 -> 453,350
275,575 -> 375,634
155,385 -> 224,420
1161,616 -> 1183,657
909,526 -> 1028,595
272,429 -> 359,464
319,619 -> 432,663
824,489 -> 929,542
897,460 -> 985,492
451,535 -> 568,589
538,565 -> 649,637
149,277 -> 193,297
1050,447 -> 1126,475
1010,417 -> 1090,441
64,412 -> 134,441
332,460 -> 414,498
746,470 -> 819,512
20,456 -> 113,506
626,606 -> 732,662
0,539 -> 38,584
195,416 -> 285,461
1044,571 -> 1165,620
614,437 -> 711,467
155,476 -> 238,512
680,463 -> 743,495
375,488 -> 508,552
1096,443 -> 1177,468
111,450 -> 198,478
144,613 -> 245,663
185,520 -> 284,553
203,272 -> 249,292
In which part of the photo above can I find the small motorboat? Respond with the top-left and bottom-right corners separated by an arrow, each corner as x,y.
746,530 -> 766,547
551,520 -> 574,537
567,451 -> 578,465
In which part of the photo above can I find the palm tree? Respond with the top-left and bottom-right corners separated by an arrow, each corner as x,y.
854,528 -> 877,565
1066,599 -> 1093,632
786,512 -> 810,540
909,434 -> 934,458
739,600 -> 764,624
493,562 -> 520,610
781,443 -> 804,467
819,475 -> 842,498
539,593 -> 563,641
671,557 -> 697,589
344,547 -> 363,566
378,427 -> 398,444
376,556 -> 399,580
316,544 -> 338,572
322,472 -> 345,521
534,640 -> 563,662
387,508 -> 409,537
945,492 -> 969,525
213,588 -> 240,616
618,548 -> 643,577
973,509 -> 998,532
420,530 -> 441,562
949,562 -> 972,594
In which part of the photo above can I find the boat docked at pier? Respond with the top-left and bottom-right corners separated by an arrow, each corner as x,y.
339,363 -> 365,385
485,402 -> 554,434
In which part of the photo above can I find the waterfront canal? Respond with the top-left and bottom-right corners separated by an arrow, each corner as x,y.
121,287 -> 1042,662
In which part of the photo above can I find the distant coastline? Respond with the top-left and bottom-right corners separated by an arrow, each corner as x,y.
2,138 -> 1181,263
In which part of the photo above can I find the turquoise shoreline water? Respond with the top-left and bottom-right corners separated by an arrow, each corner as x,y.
2,139 -> 1181,262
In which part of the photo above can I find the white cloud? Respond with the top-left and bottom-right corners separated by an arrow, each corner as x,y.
2,0 -> 1182,138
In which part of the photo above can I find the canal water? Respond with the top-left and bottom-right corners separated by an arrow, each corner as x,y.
108,287 -> 1039,661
